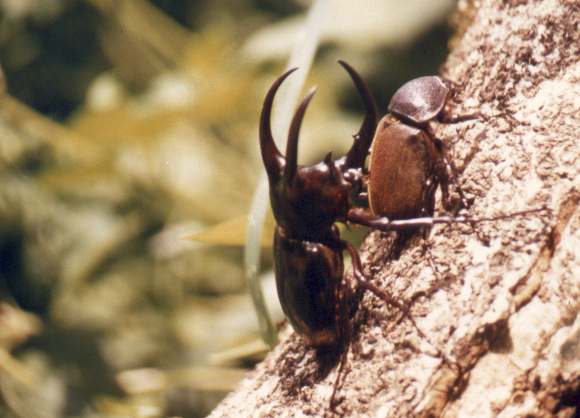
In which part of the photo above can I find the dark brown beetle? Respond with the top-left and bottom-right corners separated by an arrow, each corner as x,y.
369,76 -> 475,220
260,61 -> 381,347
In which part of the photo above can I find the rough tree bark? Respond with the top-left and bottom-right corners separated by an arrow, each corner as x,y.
210,0 -> 579,416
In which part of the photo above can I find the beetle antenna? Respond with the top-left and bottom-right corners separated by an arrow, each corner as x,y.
284,86 -> 317,184
338,60 -> 378,169
260,68 -> 298,179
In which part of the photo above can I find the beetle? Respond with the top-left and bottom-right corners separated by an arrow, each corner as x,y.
368,76 -> 477,221
259,61 -> 382,348
259,62 -> 546,407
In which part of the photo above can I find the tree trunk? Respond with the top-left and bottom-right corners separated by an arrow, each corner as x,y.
210,0 -> 579,416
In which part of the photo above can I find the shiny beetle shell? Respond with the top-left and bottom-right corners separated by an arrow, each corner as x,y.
387,76 -> 449,125
274,231 -> 343,346
368,118 -> 442,219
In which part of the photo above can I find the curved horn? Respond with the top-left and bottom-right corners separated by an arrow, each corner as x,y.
260,68 -> 298,179
283,86 -> 317,184
338,60 -> 378,169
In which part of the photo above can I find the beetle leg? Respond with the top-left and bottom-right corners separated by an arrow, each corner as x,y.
341,240 -> 451,362
438,111 -> 481,124
426,128 -> 496,245
419,160 -> 440,225
425,126 -> 469,213
353,192 -> 369,208
329,265 -> 353,410
433,152 -> 457,212
434,152 -> 494,245
435,110 -> 482,210
346,207 -> 549,232
342,240 -> 406,311
349,173 -> 370,208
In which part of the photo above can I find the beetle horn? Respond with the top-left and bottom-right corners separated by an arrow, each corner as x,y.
260,68 -> 298,179
338,60 -> 378,169
283,86 -> 317,184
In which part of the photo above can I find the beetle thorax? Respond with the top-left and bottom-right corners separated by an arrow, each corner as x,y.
387,76 -> 449,126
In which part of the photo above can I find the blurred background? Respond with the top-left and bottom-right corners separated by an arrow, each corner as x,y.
0,0 -> 462,416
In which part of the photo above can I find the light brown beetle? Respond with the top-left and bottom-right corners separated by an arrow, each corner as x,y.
368,76 -> 474,219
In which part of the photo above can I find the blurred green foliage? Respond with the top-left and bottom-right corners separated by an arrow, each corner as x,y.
0,0 -> 456,416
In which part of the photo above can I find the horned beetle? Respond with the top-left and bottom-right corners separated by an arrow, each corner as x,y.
259,61 -> 380,348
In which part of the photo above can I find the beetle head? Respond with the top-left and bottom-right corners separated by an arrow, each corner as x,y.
259,63 -> 377,240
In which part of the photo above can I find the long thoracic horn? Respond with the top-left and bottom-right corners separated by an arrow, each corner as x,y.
260,68 -> 298,179
338,60 -> 378,169
283,87 -> 317,184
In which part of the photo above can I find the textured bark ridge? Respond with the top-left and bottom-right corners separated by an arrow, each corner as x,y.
210,0 -> 579,416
